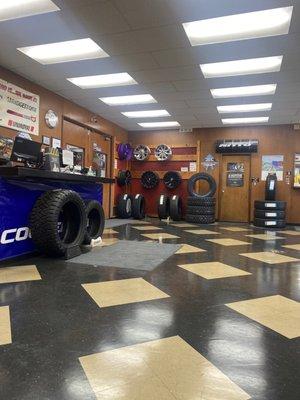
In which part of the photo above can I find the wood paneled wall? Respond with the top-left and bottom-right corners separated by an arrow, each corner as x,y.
129,125 -> 300,224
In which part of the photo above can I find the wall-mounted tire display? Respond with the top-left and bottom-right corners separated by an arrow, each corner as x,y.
133,144 -> 151,161
82,200 -> 105,245
132,194 -> 145,219
117,143 -> 133,161
186,214 -> 215,224
141,170 -> 160,189
254,209 -> 285,219
117,170 -> 131,186
158,194 -> 170,219
163,171 -> 182,189
30,189 -> 87,257
169,195 -> 182,221
253,218 -> 286,228
154,144 -> 172,161
188,173 -> 216,198
254,200 -> 286,211
117,194 -> 132,218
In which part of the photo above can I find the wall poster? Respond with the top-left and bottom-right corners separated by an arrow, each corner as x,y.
0,78 -> 40,135
66,144 -> 85,168
294,154 -> 300,188
261,155 -> 284,181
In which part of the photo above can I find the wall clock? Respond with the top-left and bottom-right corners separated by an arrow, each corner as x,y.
45,110 -> 58,129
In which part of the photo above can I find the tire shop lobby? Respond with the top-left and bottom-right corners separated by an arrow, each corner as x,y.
0,1 -> 300,400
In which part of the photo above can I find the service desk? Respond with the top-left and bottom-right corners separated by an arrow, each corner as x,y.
0,167 -> 113,261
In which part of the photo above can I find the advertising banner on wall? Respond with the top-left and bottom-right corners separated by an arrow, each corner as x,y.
261,155 -> 284,181
0,78 -> 40,135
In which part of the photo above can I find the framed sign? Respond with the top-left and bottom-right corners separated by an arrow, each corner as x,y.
261,155 -> 283,181
294,154 -> 300,188
0,135 -> 13,160
0,78 -> 40,135
66,144 -> 85,168
226,162 -> 244,187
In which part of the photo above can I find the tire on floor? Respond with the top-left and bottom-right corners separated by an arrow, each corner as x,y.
117,194 -> 132,218
169,195 -> 182,221
158,194 -> 170,219
132,194 -> 146,219
82,200 -> 105,245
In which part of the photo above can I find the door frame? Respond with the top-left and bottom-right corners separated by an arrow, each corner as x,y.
218,154 -> 252,223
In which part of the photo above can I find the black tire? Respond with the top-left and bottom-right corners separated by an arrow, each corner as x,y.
83,200 -> 105,245
158,194 -> 170,219
132,194 -> 145,220
186,214 -> 215,224
187,196 -> 216,206
117,194 -> 132,218
117,170 -> 131,186
141,171 -> 160,189
169,195 -> 182,221
186,205 -> 215,215
30,190 -> 87,257
254,209 -> 285,219
253,218 -> 286,228
254,200 -> 286,211
265,173 -> 277,201
163,171 -> 182,189
188,173 -> 216,198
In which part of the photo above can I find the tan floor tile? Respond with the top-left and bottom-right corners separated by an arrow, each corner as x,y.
82,278 -> 169,308
184,229 -> 220,235
129,220 -> 150,225
226,295 -> 300,339
103,229 -> 118,235
101,238 -> 119,246
277,230 -> 300,236
170,223 -> 196,228
0,265 -> 41,285
221,227 -> 250,232
246,234 -> 284,241
131,225 -> 162,231
0,306 -> 12,345
207,238 -> 250,246
282,244 -> 300,251
175,244 -> 206,254
80,336 -> 250,400
178,262 -> 251,279
141,233 -> 179,240
240,251 -> 299,264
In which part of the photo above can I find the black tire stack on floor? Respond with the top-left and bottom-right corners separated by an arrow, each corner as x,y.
254,201 -> 286,228
185,173 -> 216,224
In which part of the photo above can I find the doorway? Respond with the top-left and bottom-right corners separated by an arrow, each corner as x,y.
219,155 -> 251,222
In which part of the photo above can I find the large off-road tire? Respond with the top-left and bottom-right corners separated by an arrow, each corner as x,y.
254,200 -> 286,211
186,205 -> 215,215
188,173 -> 216,198
30,190 -> 87,257
117,194 -> 132,218
185,214 -> 215,224
132,194 -> 146,220
83,200 -> 105,245
158,194 -> 170,219
169,195 -> 182,221
187,196 -> 216,206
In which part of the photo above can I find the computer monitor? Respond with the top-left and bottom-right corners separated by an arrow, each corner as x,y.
10,137 -> 42,164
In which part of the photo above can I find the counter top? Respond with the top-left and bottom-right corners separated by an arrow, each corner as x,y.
0,166 -> 114,184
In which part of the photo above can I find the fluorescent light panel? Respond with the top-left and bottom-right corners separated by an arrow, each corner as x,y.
67,73 -> 137,89
138,121 -> 180,128
0,0 -> 59,22
217,103 -> 272,114
211,84 -> 277,99
222,117 -> 269,125
122,110 -> 170,118
183,6 -> 293,46
100,94 -> 156,106
18,38 -> 109,65
200,56 -> 282,78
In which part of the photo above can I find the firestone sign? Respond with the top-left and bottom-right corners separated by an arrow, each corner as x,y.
0,78 -> 40,136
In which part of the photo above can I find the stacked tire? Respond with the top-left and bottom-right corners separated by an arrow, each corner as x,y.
185,173 -> 216,224
253,201 -> 286,228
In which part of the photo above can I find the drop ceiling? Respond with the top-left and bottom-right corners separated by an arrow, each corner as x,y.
0,0 -> 299,131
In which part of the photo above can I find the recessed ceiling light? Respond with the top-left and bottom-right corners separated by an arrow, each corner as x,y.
0,0 -> 59,22
67,73 -> 138,89
18,38 -> 109,65
211,84 -> 277,98
100,94 -> 157,106
200,56 -> 282,78
138,121 -> 180,128
222,117 -> 269,125
122,110 -> 170,118
217,103 -> 272,114
183,6 -> 293,46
